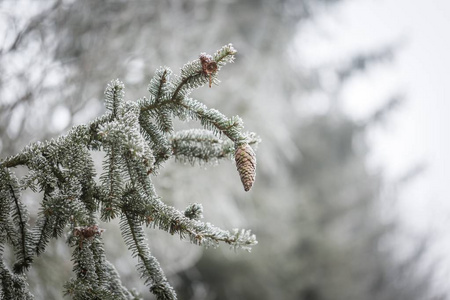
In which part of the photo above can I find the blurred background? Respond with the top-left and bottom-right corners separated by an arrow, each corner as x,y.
1,0 -> 449,299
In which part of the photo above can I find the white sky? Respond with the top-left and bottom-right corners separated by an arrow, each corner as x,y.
298,0 -> 450,291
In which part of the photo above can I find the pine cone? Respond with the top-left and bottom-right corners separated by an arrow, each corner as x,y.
200,53 -> 218,88
235,143 -> 256,191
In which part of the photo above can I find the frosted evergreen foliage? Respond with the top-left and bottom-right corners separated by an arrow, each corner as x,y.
184,203 -> 204,220
0,44 -> 259,299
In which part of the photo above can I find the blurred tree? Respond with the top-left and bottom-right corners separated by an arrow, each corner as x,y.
0,0 -> 441,299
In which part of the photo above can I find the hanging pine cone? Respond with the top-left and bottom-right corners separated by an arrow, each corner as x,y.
235,143 -> 256,191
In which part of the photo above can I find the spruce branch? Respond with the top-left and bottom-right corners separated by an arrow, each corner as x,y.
0,172 -> 17,250
147,67 -> 173,104
120,212 -> 176,300
100,146 -> 123,221
151,202 -> 258,251
140,44 -> 236,110
138,116 -> 172,170
32,208 -> 54,256
171,129 -> 234,165
0,44 -> 260,298
0,169 -> 34,274
120,185 -> 258,251
103,261 -> 135,299
175,97 -> 247,142
105,79 -> 125,118
65,225 -> 133,300
0,260 -> 34,300
31,185 -> 62,255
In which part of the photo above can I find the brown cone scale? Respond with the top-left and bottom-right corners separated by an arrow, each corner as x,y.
200,54 -> 218,88
235,143 -> 256,191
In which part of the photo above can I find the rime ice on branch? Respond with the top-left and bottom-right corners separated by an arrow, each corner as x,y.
0,44 -> 260,300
